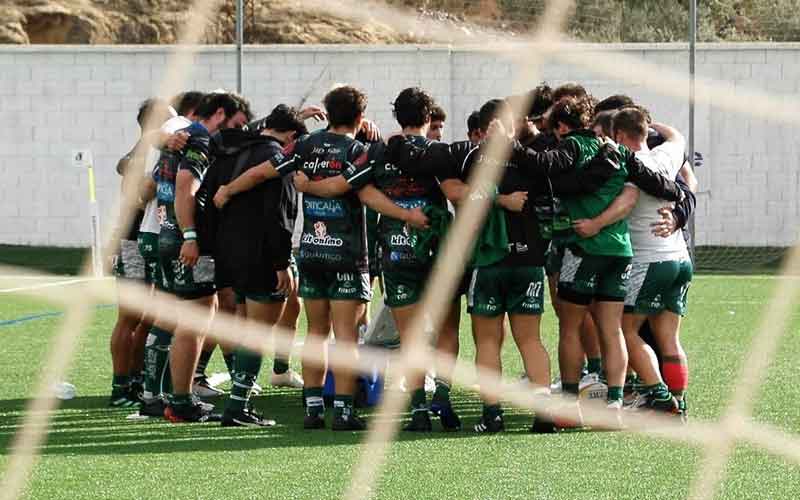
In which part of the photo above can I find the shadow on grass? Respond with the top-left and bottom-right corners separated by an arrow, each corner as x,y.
0,390 -> 546,457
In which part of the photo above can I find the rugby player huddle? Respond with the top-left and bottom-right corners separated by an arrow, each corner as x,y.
110,80 -> 697,433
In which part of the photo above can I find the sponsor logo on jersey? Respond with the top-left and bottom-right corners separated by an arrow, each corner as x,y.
301,222 -> 344,247
302,158 -> 342,173
304,198 -> 345,218
390,225 -> 411,247
394,198 -> 426,210
156,182 -> 175,202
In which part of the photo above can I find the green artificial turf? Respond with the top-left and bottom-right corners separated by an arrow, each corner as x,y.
1,275 -> 799,499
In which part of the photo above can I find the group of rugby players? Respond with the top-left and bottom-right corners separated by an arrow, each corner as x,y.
109,80 -> 697,433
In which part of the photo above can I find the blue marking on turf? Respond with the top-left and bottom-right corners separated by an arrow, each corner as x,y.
0,304 -> 117,328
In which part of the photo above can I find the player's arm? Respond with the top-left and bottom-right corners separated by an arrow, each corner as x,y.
624,150 -> 684,202
512,139 -> 578,177
294,172 -> 351,198
357,184 -> 429,229
213,159 -> 281,208
679,160 -> 698,193
496,192 -> 528,212
653,175 -> 696,238
140,175 -> 157,204
573,185 -> 640,239
175,169 -> 201,267
650,122 -> 686,150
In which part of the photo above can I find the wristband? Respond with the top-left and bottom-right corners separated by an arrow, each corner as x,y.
182,228 -> 197,241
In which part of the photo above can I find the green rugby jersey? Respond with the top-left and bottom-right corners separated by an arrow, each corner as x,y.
561,130 -> 632,258
357,135 -> 449,272
271,130 -> 370,273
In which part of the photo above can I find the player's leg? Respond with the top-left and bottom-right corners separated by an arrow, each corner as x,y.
383,269 -> 431,431
328,271 -> 372,431
591,255 -> 633,412
301,297 -> 331,429
109,301 -> 142,407
109,238 -> 146,407
467,266 -> 506,433
653,259 -> 693,416
221,295 -> 283,427
430,300 -> 462,431
580,312 -> 602,377
164,254 -> 218,423
556,247 -> 594,399
621,261 -> 681,414
165,292 -> 216,422
272,260 -> 303,388
193,286 -> 236,398
391,303 -> 432,431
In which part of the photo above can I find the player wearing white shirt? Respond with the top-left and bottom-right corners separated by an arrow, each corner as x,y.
613,108 -> 692,417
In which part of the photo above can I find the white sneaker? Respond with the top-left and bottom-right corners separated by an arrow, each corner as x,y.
192,376 -> 225,398
251,382 -> 263,396
270,369 -> 304,388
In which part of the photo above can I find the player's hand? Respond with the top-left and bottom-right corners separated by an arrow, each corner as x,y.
360,119 -> 380,142
573,218 -> 601,238
180,240 -> 199,267
166,132 -> 189,151
652,207 -> 679,237
497,191 -> 528,212
213,185 -> 231,209
404,207 -> 429,230
299,105 -> 327,122
276,268 -> 294,296
486,119 -> 508,141
293,172 -> 310,193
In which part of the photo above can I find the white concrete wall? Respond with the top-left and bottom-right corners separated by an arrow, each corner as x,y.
1,43 -> 798,247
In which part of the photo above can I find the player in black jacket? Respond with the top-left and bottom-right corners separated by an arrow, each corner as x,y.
203,105 -> 308,427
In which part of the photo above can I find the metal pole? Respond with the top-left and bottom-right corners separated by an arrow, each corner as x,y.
236,0 -> 243,93
688,0 -> 697,259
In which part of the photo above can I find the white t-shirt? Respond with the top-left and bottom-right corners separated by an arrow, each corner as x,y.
291,193 -> 303,250
629,141 -> 689,264
139,114 -> 192,235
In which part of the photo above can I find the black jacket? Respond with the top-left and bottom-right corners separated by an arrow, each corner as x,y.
201,129 -> 297,294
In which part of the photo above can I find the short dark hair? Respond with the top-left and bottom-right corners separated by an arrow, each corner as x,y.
430,105 -> 447,123
393,87 -> 435,128
612,107 -> 649,141
248,104 -> 308,136
194,92 -> 240,120
467,110 -> 480,133
478,98 -> 511,132
323,85 -> 368,128
592,110 -> 616,138
529,83 -> 553,119
549,96 -> 594,131
137,97 -> 169,129
171,91 -> 204,117
230,92 -> 254,122
595,94 -> 635,114
552,83 -> 588,103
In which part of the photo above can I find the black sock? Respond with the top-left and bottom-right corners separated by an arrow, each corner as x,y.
195,349 -> 213,378
143,326 -> 172,400
225,348 -> 263,414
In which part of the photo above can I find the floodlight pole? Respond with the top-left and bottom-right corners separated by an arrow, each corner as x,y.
236,0 -> 243,93
688,0 -> 697,258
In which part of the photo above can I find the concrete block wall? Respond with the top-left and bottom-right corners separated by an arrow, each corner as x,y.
1,43 -> 798,247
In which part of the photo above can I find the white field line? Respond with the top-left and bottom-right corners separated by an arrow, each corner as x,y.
0,277 -> 111,294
